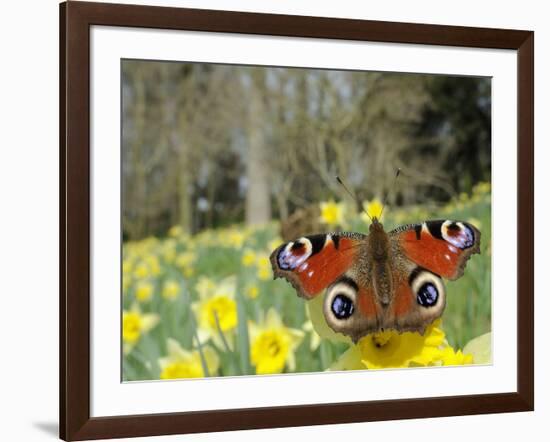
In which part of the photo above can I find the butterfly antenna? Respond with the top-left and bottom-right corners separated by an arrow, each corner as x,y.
336,176 -> 372,222
379,168 -> 401,220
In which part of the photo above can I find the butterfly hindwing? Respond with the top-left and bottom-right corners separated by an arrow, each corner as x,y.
321,251 -> 449,341
390,220 -> 481,280
270,232 -> 367,299
387,265 -> 447,334
322,276 -> 382,343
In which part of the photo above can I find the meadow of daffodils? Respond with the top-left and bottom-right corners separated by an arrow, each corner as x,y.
122,182 -> 492,381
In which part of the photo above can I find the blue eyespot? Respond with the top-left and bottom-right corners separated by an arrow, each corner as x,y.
417,283 -> 439,307
331,294 -> 354,319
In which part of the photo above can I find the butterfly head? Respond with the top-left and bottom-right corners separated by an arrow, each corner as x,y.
369,216 -> 384,232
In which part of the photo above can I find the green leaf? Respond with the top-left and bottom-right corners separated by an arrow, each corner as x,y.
463,332 -> 492,364
213,309 -> 241,375
188,311 -> 211,377
193,329 -> 211,377
236,284 -> 252,375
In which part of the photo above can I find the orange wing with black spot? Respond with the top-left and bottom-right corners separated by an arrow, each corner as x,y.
270,233 -> 366,299
390,220 -> 481,280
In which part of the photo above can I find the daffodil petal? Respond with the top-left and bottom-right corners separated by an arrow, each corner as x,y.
328,345 -> 365,371
202,345 -> 220,374
463,332 -> 492,364
265,308 -> 283,328
166,338 -> 192,359
140,313 -> 160,333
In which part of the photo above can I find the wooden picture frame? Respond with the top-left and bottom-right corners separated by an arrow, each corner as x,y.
60,1 -> 534,440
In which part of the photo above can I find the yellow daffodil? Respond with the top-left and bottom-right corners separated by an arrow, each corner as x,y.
122,304 -> 159,354
473,181 -> 491,195
442,203 -> 454,215
183,267 -> 195,278
330,320 -> 446,370
438,347 -> 474,366
267,238 -> 283,252
162,280 -> 180,300
319,200 -> 345,227
122,259 -> 133,276
175,251 -> 196,279
225,229 -> 245,249
256,255 -> 272,281
241,249 -> 257,267
161,239 -> 177,263
133,261 -> 150,279
245,285 -> 259,299
247,224 -> 268,236
143,236 -> 159,247
467,218 -> 481,230
175,251 -> 196,269
249,308 -> 304,375
361,198 -> 383,223
127,237 -> 159,261
145,255 -> 161,276
168,225 -> 183,238
195,229 -> 215,247
192,276 -> 238,349
359,320 -> 445,369
195,276 -> 217,298
159,338 -> 219,379
135,281 -> 154,302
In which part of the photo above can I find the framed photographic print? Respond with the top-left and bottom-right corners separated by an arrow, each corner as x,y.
60,1 -> 534,440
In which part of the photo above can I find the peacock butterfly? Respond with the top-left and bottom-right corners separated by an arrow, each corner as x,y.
270,208 -> 481,343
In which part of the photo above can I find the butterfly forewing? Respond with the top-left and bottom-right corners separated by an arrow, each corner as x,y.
389,220 -> 481,280
270,232 -> 367,299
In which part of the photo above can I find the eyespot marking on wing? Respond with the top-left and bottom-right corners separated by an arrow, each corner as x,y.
441,220 -> 475,249
277,237 -> 313,270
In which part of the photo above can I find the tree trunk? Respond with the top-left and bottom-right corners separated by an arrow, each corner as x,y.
177,143 -> 193,235
245,69 -> 271,226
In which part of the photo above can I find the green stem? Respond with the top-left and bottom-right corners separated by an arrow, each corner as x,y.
213,310 -> 232,353
190,313 -> 210,377
193,331 -> 211,378
213,309 -> 241,375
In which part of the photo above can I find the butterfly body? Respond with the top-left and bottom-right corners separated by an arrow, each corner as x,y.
270,218 -> 480,342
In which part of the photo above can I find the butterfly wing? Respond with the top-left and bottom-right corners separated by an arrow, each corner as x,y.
376,220 -> 481,334
270,232 -> 367,299
384,262 -> 449,334
389,219 -> 481,280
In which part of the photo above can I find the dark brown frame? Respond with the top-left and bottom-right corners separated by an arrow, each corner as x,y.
60,1 -> 534,440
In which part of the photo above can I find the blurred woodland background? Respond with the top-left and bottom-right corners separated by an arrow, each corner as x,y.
122,61 -> 490,240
